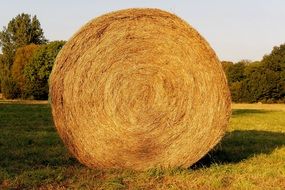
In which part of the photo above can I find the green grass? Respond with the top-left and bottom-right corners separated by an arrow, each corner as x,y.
0,103 -> 284,189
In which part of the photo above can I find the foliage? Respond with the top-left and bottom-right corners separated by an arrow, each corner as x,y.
0,54 -> 11,94
227,61 -> 246,83
11,44 -> 39,97
222,43 -> 285,103
0,13 -> 47,98
0,54 -> 3,93
261,44 -> 285,101
0,13 -> 47,65
0,55 -> 20,98
24,41 -> 65,99
0,75 -> 20,99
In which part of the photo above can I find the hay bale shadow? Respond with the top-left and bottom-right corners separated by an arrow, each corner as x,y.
231,109 -> 275,116
191,108 -> 284,169
191,130 -> 285,169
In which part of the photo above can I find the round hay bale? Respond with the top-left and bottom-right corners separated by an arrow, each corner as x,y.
50,8 -> 231,170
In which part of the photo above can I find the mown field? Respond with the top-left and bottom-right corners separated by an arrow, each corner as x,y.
0,101 -> 284,189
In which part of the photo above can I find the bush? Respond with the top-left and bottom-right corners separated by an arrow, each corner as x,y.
11,44 -> 39,97
0,55 -> 20,98
24,41 -> 65,99
1,75 -> 20,99
0,54 -> 3,93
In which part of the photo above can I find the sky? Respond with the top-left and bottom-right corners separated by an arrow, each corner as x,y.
1,0 -> 285,62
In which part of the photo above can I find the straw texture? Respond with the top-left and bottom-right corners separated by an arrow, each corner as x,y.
50,8 -> 231,170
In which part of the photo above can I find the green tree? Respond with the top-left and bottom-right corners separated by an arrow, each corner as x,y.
222,44 -> 285,103
227,61 -> 246,83
242,67 -> 282,103
0,74 -> 19,99
0,13 -> 47,98
221,61 -> 247,102
0,53 -> 20,98
24,41 -> 65,99
262,44 -> 285,72
11,44 -> 39,96
241,66 -> 264,102
0,54 -> 3,93
229,81 -> 243,102
221,61 -> 234,77
261,44 -> 285,102
0,13 -> 47,65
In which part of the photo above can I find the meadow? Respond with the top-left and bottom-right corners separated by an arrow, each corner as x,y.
0,101 -> 284,189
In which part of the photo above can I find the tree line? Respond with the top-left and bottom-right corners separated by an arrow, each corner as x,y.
0,13 -> 65,100
0,13 -> 284,102
222,45 -> 285,103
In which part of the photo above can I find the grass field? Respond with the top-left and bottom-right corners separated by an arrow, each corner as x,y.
0,102 -> 284,189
